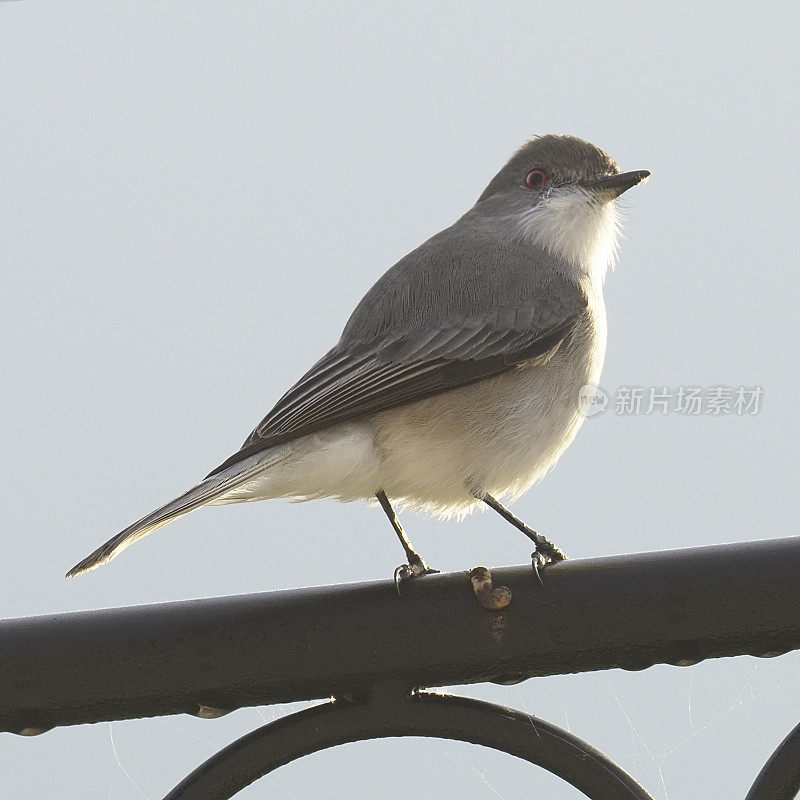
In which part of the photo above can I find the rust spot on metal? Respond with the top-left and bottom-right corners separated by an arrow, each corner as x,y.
469,567 -> 512,611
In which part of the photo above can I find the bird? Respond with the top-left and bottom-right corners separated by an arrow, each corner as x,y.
67,134 -> 649,580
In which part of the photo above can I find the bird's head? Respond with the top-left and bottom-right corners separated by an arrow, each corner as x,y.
476,135 -> 649,284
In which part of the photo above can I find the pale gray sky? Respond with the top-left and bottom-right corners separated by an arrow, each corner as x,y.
2,2 -> 799,798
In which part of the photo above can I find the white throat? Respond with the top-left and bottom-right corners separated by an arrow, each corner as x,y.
516,187 -> 621,287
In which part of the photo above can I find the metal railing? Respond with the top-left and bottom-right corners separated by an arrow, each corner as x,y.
3,536 -> 800,798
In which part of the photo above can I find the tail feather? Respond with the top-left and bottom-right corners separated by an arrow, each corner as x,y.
66,451 -> 285,577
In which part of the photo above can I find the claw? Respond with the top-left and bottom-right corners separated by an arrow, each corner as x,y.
394,564 -> 413,594
393,558 -> 439,594
530,541 -> 566,587
530,551 -> 547,586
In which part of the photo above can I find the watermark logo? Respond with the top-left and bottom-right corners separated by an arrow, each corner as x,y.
578,385 -> 763,417
578,384 -> 609,417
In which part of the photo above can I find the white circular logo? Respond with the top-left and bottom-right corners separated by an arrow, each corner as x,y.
578,384 -> 608,417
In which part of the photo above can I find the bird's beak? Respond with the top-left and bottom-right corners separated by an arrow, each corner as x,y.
590,170 -> 651,197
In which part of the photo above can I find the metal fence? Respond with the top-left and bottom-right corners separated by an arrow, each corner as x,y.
3,536 -> 800,798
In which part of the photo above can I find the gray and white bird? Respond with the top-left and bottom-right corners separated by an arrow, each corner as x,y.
67,135 -> 649,579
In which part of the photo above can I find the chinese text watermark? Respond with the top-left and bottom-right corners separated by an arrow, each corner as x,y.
578,385 -> 763,418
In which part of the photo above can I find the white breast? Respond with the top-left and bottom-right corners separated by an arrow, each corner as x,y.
368,305 -> 605,515
517,185 -> 621,287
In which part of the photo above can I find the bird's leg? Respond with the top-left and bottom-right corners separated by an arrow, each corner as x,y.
376,490 -> 438,581
479,493 -> 567,567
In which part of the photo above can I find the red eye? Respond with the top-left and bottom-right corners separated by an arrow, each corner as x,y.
525,169 -> 546,189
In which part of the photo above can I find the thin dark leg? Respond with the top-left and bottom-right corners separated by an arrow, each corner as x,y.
376,490 -> 438,579
480,493 -> 567,565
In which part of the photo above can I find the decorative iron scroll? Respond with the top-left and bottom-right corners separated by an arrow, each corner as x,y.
165,691 -> 656,800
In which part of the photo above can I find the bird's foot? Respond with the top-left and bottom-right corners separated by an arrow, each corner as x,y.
530,531 -> 567,566
477,493 -> 566,571
394,555 -> 439,593
530,534 -> 566,586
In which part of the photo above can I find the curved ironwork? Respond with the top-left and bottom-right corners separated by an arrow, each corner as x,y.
745,720 -> 800,800
164,690 -> 655,800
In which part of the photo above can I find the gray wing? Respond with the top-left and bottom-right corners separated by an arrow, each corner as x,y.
207,223 -> 587,478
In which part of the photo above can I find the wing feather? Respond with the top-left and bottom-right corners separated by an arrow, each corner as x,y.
206,313 -> 580,478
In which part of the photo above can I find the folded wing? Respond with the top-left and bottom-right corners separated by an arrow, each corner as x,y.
207,308 -> 582,477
